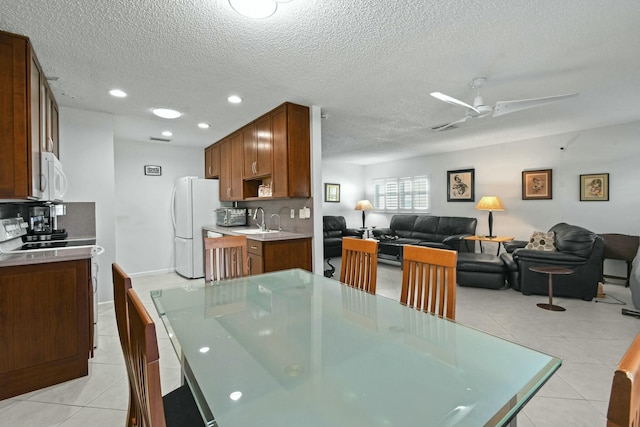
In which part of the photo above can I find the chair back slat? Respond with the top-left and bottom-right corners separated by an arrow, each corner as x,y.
607,332 -> 640,427
204,235 -> 249,282
340,237 -> 378,294
400,245 -> 457,320
126,288 -> 167,427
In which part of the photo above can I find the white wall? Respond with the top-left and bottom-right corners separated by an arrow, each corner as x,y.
321,160 -> 365,228
59,107 -> 116,304
114,139 -> 203,276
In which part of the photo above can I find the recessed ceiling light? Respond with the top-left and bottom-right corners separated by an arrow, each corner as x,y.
227,95 -> 243,104
161,131 -> 173,137
229,391 -> 242,401
199,347 -> 210,353
229,0 -> 277,19
152,108 -> 182,119
198,123 -> 211,129
109,89 -> 127,98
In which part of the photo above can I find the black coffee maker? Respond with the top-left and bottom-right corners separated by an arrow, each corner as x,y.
27,205 -> 67,241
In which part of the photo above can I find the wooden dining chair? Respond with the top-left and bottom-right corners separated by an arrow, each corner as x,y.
204,235 -> 249,281
125,287 -> 205,427
607,332 -> 640,427
400,245 -> 458,321
340,237 -> 378,294
112,263 -> 138,427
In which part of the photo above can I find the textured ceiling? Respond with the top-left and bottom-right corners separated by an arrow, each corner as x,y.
2,0 -> 640,164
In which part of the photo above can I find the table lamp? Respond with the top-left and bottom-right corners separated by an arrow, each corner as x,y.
355,199 -> 373,228
475,196 -> 505,238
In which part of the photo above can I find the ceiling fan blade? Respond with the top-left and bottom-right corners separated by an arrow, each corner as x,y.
430,92 -> 480,114
431,116 -> 468,131
493,93 -> 579,117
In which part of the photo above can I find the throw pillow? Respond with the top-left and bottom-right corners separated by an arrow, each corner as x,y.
525,231 -> 556,251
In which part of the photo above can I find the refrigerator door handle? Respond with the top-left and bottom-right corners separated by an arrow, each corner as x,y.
170,186 -> 177,230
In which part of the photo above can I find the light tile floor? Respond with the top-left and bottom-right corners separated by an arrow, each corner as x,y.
1,261 -> 639,427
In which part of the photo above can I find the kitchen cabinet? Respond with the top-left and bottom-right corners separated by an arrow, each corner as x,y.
0,259 -> 92,400
205,143 -> 220,179
219,132 -> 244,201
0,30 -> 59,200
247,238 -> 312,275
270,103 -> 311,198
243,115 -> 272,179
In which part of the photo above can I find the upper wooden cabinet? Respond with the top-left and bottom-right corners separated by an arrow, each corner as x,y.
243,115 -> 272,179
219,132 -> 244,201
0,30 -> 59,199
205,143 -> 220,179
271,103 -> 310,198
205,102 -> 310,200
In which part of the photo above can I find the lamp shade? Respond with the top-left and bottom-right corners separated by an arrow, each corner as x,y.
475,196 -> 505,211
355,200 -> 373,211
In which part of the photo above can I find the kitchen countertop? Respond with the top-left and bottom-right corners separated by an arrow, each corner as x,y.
202,225 -> 313,241
0,247 -> 94,268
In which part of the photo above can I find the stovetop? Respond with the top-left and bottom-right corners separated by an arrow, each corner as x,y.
19,238 -> 96,250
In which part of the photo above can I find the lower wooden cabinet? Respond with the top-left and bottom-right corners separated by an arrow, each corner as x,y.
247,238 -> 312,275
0,259 -> 92,399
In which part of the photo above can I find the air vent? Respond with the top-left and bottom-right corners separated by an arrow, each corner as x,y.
149,136 -> 172,142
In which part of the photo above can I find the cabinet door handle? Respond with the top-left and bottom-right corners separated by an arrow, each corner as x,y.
227,187 -> 231,197
208,165 -> 211,174
250,245 -> 258,250
247,256 -> 251,273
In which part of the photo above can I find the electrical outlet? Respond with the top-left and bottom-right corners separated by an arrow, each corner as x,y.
290,209 -> 295,219
247,209 -> 252,216
299,209 -> 305,219
304,207 -> 311,218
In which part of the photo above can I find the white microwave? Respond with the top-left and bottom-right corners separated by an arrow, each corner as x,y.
41,152 -> 68,202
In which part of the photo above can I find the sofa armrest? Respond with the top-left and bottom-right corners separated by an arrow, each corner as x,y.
503,240 -> 528,253
442,233 -> 473,243
372,228 -> 393,238
513,248 -> 587,265
344,228 -> 364,238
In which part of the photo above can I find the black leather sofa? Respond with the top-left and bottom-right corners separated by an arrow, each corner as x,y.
371,215 -> 477,257
500,223 -> 604,301
323,215 -> 364,259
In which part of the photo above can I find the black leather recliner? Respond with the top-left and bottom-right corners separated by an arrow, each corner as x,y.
323,215 -> 363,259
500,223 -> 604,301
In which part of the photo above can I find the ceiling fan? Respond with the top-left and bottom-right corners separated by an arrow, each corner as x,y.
430,77 -> 578,131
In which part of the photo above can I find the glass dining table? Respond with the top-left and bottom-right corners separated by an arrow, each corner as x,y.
151,268 -> 561,427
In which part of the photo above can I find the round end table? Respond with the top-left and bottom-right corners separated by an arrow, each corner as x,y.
528,266 -> 574,311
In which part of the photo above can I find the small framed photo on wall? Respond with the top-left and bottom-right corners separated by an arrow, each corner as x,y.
144,165 -> 162,176
447,169 -> 475,202
522,169 -> 552,200
324,183 -> 340,202
580,173 -> 609,201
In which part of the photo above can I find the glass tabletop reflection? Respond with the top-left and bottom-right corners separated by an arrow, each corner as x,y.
152,268 -> 560,427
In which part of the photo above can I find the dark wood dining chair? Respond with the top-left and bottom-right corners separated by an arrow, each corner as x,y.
400,245 -> 458,321
204,235 -> 249,281
125,287 -> 205,427
607,332 -> 640,427
340,237 -> 378,294
112,263 -> 140,427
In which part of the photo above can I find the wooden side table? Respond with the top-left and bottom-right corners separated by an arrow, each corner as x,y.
464,236 -> 514,255
529,266 -> 574,311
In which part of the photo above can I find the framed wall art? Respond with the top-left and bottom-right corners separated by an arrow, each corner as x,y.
144,165 -> 162,176
447,169 -> 475,202
522,169 -> 552,200
324,183 -> 340,202
580,173 -> 609,201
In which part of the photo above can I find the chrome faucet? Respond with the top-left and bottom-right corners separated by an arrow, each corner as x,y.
253,207 -> 267,231
270,214 -> 281,232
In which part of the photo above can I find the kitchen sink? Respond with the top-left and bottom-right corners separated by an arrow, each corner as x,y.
234,229 -> 281,235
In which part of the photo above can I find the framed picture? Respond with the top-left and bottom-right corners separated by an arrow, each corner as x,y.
144,165 -> 162,176
447,169 -> 474,202
324,183 -> 340,202
580,173 -> 609,201
522,169 -> 552,200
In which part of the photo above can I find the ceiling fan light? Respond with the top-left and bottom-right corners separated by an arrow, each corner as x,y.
229,0 -> 277,19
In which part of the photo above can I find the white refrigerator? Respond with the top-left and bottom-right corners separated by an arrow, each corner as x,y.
172,176 -> 220,278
